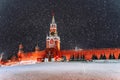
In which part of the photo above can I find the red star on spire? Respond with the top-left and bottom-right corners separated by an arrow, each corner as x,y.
52,10 -> 55,16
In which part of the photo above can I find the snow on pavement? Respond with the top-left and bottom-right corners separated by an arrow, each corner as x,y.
0,62 -> 120,80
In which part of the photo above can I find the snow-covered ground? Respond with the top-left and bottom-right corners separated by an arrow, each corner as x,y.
0,62 -> 120,80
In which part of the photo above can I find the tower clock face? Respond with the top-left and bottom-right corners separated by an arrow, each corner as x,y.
51,32 -> 55,36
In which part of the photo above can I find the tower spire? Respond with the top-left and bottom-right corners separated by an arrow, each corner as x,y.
52,15 -> 55,23
52,11 -> 55,23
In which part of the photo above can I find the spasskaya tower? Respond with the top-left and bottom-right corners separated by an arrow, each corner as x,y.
46,15 -> 60,51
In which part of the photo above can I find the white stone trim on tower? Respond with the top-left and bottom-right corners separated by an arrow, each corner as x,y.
46,15 -> 60,51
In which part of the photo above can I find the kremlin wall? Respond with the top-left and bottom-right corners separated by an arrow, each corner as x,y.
1,15 -> 120,65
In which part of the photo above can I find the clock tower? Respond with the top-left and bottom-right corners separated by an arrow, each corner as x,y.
46,15 -> 60,51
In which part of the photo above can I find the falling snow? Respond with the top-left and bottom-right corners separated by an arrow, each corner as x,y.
0,0 -> 120,56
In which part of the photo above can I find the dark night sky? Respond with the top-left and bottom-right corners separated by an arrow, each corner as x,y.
0,0 -> 120,56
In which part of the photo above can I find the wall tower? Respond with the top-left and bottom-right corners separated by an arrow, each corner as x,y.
46,15 -> 60,51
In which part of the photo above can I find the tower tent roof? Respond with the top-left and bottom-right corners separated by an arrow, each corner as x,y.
52,16 -> 55,24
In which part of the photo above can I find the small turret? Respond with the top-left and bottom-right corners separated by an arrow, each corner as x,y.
18,44 -> 24,61
35,44 -> 40,52
18,44 -> 24,53
0,52 -> 4,61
